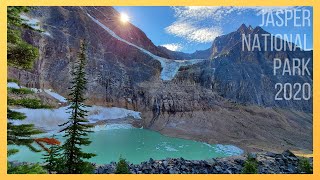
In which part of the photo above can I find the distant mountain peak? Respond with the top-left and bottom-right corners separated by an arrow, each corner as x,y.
237,24 -> 257,34
237,23 -> 247,30
237,23 -> 249,33
252,26 -> 269,34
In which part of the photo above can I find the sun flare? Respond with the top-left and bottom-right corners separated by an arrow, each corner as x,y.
120,12 -> 130,23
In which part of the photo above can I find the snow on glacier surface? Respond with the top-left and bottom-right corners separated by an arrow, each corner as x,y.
86,13 -> 205,81
86,106 -> 141,121
90,123 -> 134,131
10,106 -> 141,132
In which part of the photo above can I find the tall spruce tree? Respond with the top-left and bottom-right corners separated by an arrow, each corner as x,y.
59,41 -> 96,174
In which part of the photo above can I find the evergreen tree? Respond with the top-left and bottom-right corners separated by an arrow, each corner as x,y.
42,135 -> 61,174
7,6 -> 43,156
59,41 -> 96,174
7,108 -> 44,173
7,6 -> 39,69
298,157 -> 313,174
7,7 -> 51,174
241,155 -> 258,174
7,109 -> 42,152
115,157 -> 131,174
7,105 -> 44,155
7,163 -> 47,174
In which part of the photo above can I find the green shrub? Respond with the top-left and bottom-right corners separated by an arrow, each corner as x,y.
42,142 -> 61,174
7,78 -> 19,84
8,41 -> 39,70
242,156 -> 258,174
8,98 -> 51,109
7,163 -> 47,174
52,161 -> 95,174
7,149 -> 19,157
115,157 -> 131,174
7,108 -> 26,120
8,87 -> 34,94
298,157 -> 313,174
80,162 -> 95,174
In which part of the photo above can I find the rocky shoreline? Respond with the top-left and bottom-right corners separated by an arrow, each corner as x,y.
95,150 -> 313,174
9,150 -> 312,174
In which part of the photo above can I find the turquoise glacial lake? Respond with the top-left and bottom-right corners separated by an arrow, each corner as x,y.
8,125 -> 243,165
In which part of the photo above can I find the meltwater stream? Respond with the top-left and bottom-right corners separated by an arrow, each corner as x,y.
8,125 -> 243,165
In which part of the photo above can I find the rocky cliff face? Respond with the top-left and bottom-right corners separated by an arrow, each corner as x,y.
8,7 -> 312,153
175,24 -> 312,112
10,6 -> 166,106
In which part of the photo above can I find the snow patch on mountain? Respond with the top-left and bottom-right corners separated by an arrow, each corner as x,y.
43,89 -> 68,103
8,82 -> 20,89
8,82 -> 66,103
20,14 -> 52,37
20,14 -> 41,30
28,87 -> 67,103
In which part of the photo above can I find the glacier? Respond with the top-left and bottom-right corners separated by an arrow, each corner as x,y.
85,12 -> 205,81
10,106 -> 141,132
89,123 -> 134,131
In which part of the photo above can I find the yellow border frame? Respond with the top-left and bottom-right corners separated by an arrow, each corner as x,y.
0,0 -> 318,179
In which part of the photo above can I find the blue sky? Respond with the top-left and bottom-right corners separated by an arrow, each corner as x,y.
114,6 -> 313,53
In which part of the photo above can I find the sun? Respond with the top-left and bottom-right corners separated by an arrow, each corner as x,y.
120,12 -> 130,23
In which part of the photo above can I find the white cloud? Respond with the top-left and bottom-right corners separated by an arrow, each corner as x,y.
172,6 -> 301,20
160,43 -> 183,51
165,22 -> 222,43
172,6 -> 222,20
165,7 -> 227,43
189,28 -> 222,43
165,6 -> 303,44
